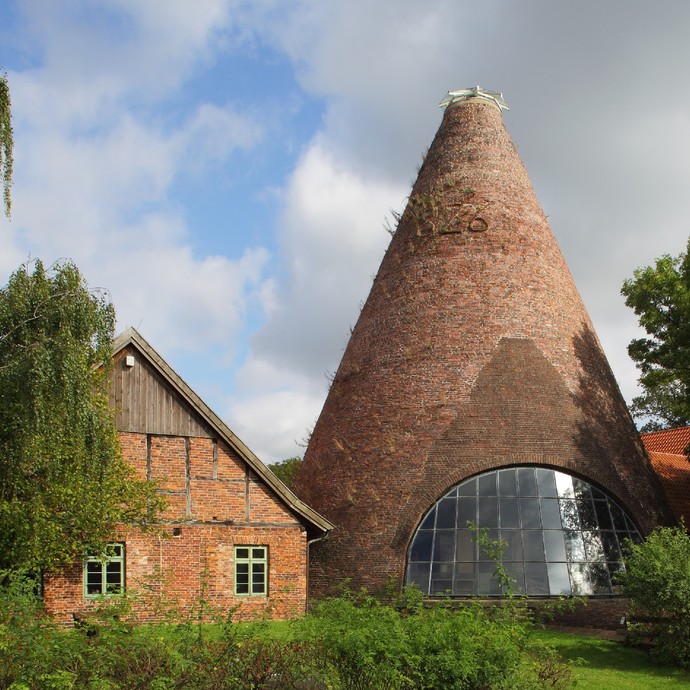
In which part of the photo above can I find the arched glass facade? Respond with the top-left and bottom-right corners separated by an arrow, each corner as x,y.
406,467 -> 641,597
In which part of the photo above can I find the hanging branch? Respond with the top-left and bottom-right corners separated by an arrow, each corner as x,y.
0,72 -> 14,219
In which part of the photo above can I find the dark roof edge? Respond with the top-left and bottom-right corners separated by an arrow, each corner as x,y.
112,327 -> 334,539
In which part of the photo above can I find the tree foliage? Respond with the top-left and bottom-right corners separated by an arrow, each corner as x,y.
619,525 -> 690,667
621,239 -> 690,431
0,71 -> 12,218
268,456 -> 302,489
0,260 -> 161,572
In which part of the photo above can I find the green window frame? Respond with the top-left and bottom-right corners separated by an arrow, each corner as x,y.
234,546 -> 268,596
83,543 -> 125,597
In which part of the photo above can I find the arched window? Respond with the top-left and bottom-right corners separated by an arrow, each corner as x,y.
406,467 -> 640,596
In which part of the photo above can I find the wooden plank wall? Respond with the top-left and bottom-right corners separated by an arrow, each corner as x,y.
110,346 -> 213,438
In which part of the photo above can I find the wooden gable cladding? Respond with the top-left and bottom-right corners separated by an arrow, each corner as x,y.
110,345 -> 214,437
107,328 -> 333,541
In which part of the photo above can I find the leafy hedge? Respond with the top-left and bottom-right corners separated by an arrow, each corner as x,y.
0,575 -> 573,689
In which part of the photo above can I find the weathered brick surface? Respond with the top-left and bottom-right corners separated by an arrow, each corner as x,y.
295,97 -> 674,599
44,433 -> 308,624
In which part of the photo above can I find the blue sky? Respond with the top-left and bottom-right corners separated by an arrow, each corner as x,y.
2,1 -> 690,463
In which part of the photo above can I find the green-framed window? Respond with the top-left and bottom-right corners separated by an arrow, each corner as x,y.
84,543 -> 125,597
234,546 -> 268,596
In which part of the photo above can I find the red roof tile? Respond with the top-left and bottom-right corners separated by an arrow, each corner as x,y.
647,450 -> 690,527
641,427 -> 690,455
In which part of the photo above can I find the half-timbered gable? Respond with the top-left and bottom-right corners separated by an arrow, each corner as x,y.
44,328 -> 331,624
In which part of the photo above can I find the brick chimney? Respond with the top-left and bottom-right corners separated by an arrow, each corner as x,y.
294,88 -> 673,598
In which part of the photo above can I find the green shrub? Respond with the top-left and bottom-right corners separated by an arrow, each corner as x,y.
619,525 -> 690,668
0,574 -> 572,689
298,586 -> 573,690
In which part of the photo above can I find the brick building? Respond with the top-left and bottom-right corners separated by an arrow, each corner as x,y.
294,88 -> 674,605
43,328 -> 332,625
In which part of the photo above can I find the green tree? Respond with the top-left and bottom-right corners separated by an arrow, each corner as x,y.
621,239 -> 690,431
0,71 -> 12,218
0,259 -> 161,573
268,456 -> 302,489
619,525 -> 690,667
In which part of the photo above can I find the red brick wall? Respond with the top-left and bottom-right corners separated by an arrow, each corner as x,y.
44,432 -> 308,624
295,98 -> 674,600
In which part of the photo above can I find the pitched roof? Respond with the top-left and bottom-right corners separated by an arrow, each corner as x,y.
641,427 -> 690,455
111,327 -> 333,540
645,450 -> 690,527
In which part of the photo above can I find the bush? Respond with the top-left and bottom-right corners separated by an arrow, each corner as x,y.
619,525 -> 690,667
298,586 -> 573,689
0,574 -> 572,689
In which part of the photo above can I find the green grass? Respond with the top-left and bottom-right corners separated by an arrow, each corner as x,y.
535,629 -> 690,689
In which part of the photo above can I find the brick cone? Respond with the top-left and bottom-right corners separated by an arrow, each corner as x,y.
294,93 -> 674,598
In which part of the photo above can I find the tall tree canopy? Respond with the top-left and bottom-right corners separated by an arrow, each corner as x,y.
0,260 -> 161,572
0,72 -> 12,218
621,238 -> 690,431
268,456 -> 302,489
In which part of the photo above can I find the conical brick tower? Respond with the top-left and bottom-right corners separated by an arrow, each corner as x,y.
295,88 -> 673,599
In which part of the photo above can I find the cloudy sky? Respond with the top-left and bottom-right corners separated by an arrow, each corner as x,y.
1,1 -> 689,463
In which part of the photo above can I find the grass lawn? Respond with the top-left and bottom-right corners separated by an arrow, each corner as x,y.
535,629 -> 690,689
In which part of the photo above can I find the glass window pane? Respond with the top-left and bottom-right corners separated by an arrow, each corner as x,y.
433,531 -> 455,561
536,469 -> 558,497
518,468 -> 538,496
540,499 -> 562,529
573,479 -> 591,501
583,531 -> 605,561
409,531 -> 433,562
458,478 -> 476,497
478,497 -> 499,528
544,530 -> 567,562
525,563 -> 548,595
608,502 -> 627,531
478,562 -> 501,595
436,498 -> 456,529
498,469 -> 518,496
457,497 -> 476,528
499,498 -> 519,527
407,563 -> 430,592
559,500 -> 580,529
500,530 -> 523,561
548,563 -> 571,595
106,563 -> 122,592
555,472 -> 574,498
456,529 -> 476,561
252,548 -> 266,559
430,580 -> 452,595
478,473 -> 497,496
236,548 -> 249,560
504,563 -> 525,595
591,486 -> 606,500
521,498 -> 541,528
453,562 -> 476,596
608,563 -> 625,591
523,531 -> 545,561
564,530 -> 586,561
624,513 -> 639,534
577,496 -> 598,530
569,563 -> 593,595
589,563 -> 611,594
601,532 -> 621,562
431,562 -> 452,595
594,501 -> 613,530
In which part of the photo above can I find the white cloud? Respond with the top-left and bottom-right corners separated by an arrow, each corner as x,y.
1,1 -> 271,387
251,139 -> 404,376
